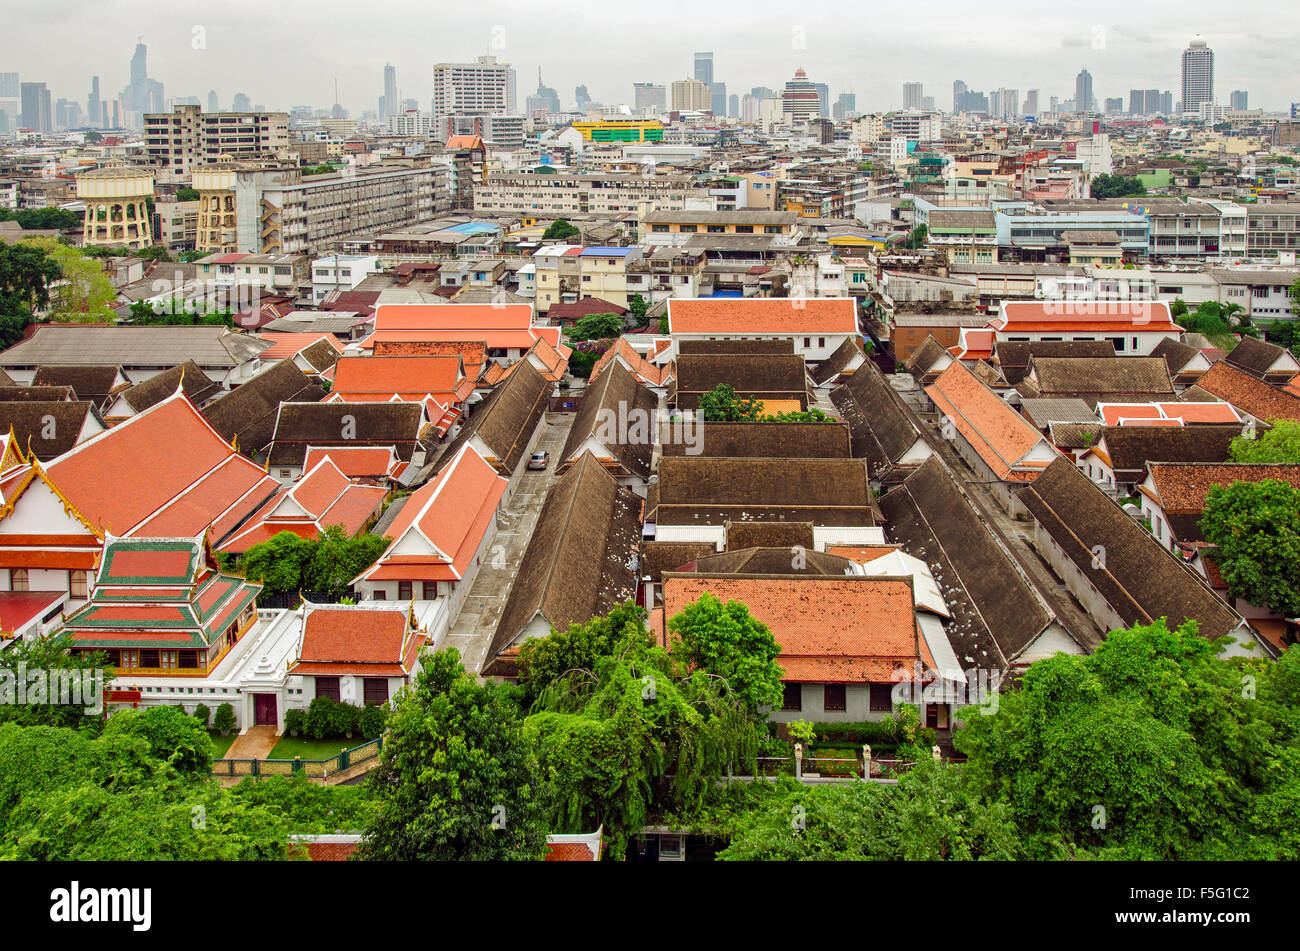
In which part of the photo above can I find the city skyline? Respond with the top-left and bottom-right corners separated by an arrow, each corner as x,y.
1,2 -> 1294,117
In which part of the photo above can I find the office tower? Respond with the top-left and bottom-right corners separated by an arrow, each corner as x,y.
671,78 -> 709,111
710,82 -> 727,117
527,69 -> 560,115
751,86 -> 774,101
989,90 -> 1002,117
741,94 -> 760,123
121,40 -> 164,120
380,63 -> 398,120
1105,97 -> 1124,115
0,73 -> 17,98
903,82 -> 923,109
232,92 -> 251,112
20,82 -> 52,131
432,56 -> 517,130
814,83 -> 829,117
782,68 -> 820,122
728,93 -> 739,118
55,98 -> 81,129
207,89 -> 219,112
575,85 -> 590,110
1075,68 -> 1093,113
1230,89 -> 1247,111
633,82 -> 666,113
1000,89 -> 1018,118
1161,91 -> 1173,114
694,52 -> 713,87
953,80 -> 967,113
86,76 -> 100,129
1181,36 -> 1214,115
1023,89 -> 1039,115
833,92 -> 856,120
1128,89 -> 1143,114
1050,96 -> 1060,113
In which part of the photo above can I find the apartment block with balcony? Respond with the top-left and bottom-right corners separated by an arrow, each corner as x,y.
473,171 -> 697,217
1246,203 -> 1300,259
640,210 -> 799,247
144,104 -> 290,183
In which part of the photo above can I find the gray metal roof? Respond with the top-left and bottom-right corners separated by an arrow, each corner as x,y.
0,326 -> 272,369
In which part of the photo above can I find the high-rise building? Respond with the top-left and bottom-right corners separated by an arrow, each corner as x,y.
633,82 -> 666,113
833,92 -> 856,120
1023,89 -> 1039,115
694,52 -> 713,87
728,93 -> 739,118
782,69 -> 821,123
381,63 -> 398,121
526,69 -> 560,116
671,78 -> 709,111
207,90 -> 219,112
1181,36 -> 1214,115
86,76 -> 101,129
751,86 -> 775,101
55,99 -> 82,129
575,85 -> 591,110
741,94 -> 760,123
903,82 -> 923,109
1161,90 -> 1173,114
1230,89 -> 1248,111
20,82 -> 52,132
1075,68 -> 1094,114
432,56 -> 517,131
952,80 -> 967,113
989,90 -> 1002,118
815,83 -> 830,117
120,40 -> 164,125
1104,97 -> 1124,115
1128,89 -> 1143,114
143,104 -> 289,179
710,82 -> 727,117
232,92 -> 251,112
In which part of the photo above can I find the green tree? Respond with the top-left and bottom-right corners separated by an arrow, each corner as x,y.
517,601 -> 650,705
0,242 -> 62,347
129,296 -> 232,326
1229,420 -> 1300,464
565,311 -> 624,342
1262,317 -> 1300,358
0,207 -> 81,230
18,237 -> 116,322
101,705 -> 213,776
242,531 -> 312,598
1170,297 -> 1189,318
628,293 -> 648,324
360,647 -> 549,861
0,633 -> 112,730
303,526 -> 389,598
761,407 -> 834,422
542,218 -> 580,241
1200,479 -> 1300,617
698,383 -> 763,422
1090,173 -> 1147,199
902,224 -> 928,250
175,186 -> 200,202
666,592 -> 785,714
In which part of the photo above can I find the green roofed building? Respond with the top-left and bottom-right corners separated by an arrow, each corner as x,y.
62,533 -> 261,675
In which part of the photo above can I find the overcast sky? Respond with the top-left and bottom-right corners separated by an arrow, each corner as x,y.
4,1 -> 1296,114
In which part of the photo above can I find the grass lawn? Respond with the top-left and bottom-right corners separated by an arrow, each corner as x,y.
268,734 -> 374,761
208,731 -> 236,758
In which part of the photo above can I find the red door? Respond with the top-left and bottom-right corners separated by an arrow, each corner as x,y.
254,693 -> 277,726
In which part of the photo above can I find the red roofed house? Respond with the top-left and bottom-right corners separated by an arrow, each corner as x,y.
353,443 -> 508,640
544,828 -> 603,861
357,302 -> 571,367
217,455 -> 388,555
925,361 -> 1058,513
327,354 -> 478,431
288,600 -> 428,707
666,297 -> 860,362
988,300 -> 1183,356
1191,361 -> 1300,426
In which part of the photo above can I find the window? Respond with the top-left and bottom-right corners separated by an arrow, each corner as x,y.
782,682 -> 802,711
315,677 -> 341,701
823,684 -> 847,712
373,590 -> 387,600
764,225 -> 783,234
70,570 -> 88,599
11,569 -> 28,592
651,224 -> 669,233
421,581 -> 437,599
159,651 -> 179,670
140,650 -> 160,668
707,225 -> 725,233
363,678 -> 389,705
803,337 -> 811,348
398,581 -> 412,600
120,650 -> 139,668
734,225 -> 754,234
678,224 -> 697,233
870,683 -> 893,712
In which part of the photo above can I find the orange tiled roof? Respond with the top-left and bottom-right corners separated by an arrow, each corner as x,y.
925,361 -> 1054,481
590,337 -> 665,387
667,298 -> 858,336
996,300 -> 1181,334
257,333 -> 343,361
1193,362 -> 1300,423
372,302 -> 533,332
331,354 -> 474,404
1147,462 -> 1300,513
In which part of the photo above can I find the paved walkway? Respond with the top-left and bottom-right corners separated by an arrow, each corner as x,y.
442,412 -> 576,675
223,724 -> 279,761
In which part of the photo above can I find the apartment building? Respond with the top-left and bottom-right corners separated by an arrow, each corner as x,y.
1246,203 -> 1300,258
533,245 -> 645,313
193,252 -> 307,293
473,171 -> 697,216
432,56 -> 517,130
152,198 -> 199,251
144,104 -> 290,182
640,209 -> 799,247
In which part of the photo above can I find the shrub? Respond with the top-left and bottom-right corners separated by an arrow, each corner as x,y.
213,703 -> 236,736
192,703 -> 211,728
103,706 -> 214,775
333,700 -> 360,738
359,703 -> 388,739
305,697 -> 334,739
284,708 -> 306,736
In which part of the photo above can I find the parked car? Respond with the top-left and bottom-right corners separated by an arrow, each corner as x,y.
527,450 -> 550,471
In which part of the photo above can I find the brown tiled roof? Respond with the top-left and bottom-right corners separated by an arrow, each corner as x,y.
1092,425 -> 1239,481
1017,457 -> 1250,644
267,400 -> 423,468
689,547 -> 855,576
1025,356 -> 1175,407
879,455 -> 1059,666
0,385 -> 76,402
31,364 -> 124,409
1018,397 -> 1097,429
0,400 -> 99,460
650,456 -> 874,527
640,541 -> 719,584
206,360 -> 327,458
902,335 -> 952,383
297,338 -> 343,373
119,361 -> 221,414
1048,421 -> 1104,450
724,521 -> 815,551
994,340 -> 1116,385
547,296 -> 627,321
811,337 -> 865,386
1194,361 -> 1300,422
676,338 -> 795,355
1150,337 -> 1203,377
658,421 -> 851,459
1146,462 -> 1300,513
435,358 -> 549,475
484,452 -> 642,677
830,360 -> 929,471
1225,336 -> 1298,381
672,354 -> 810,411
561,359 -> 657,479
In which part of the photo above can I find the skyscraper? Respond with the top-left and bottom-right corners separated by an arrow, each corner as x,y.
694,52 -> 713,87
728,93 -> 739,118
526,69 -> 560,116
814,83 -> 829,117
207,89 -> 219,112
953,80 -> 967,113
1023,89 -> 1039,115
833,92 -> 856,120
1181,36 -> 1214,115
20,81 -> 52,131
671,78 -> 710,111
782,68 -> 820,123
710,82 -> 727,117
381,63 -> 398,120
121,40 -> 164,123
575,85 -> 591,110
903,82 -> 923,109
86,76 -> 100,129
432,56 -> 517,131
1075,68 -> 1093,114
232,92 -> 251,112
1230,89 -> 1248,111
633,82 -> 666,113
751,86 -> 775,101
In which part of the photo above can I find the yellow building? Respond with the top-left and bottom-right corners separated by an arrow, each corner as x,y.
75,164 -> 155,249
571,119 -> 664,143
192,163 -> 240,254
641,209 -> 798,240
